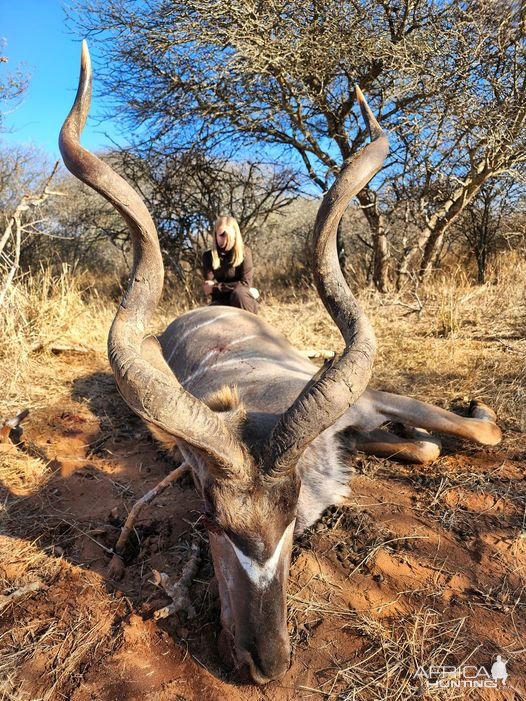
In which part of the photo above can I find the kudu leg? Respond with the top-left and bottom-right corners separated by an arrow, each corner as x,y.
368,390 -> 502,446
107,462 -> 190,580
352,426 -> 442,463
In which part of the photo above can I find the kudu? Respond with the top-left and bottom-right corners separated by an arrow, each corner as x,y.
60,42 -> 502,685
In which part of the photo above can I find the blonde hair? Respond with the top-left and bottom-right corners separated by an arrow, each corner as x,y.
211,215 -> 244,269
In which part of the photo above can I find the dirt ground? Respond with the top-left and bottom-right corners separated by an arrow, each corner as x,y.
1,332 -> 525,699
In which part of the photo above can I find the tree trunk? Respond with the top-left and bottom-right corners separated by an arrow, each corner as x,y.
356,187 -> 390,292
373,226 -> 389,292
479,231 -> 487,285
474,222 -> 489,284
419,226 -> 448,279
397,162 -> 495,286
396,243 -> 419,289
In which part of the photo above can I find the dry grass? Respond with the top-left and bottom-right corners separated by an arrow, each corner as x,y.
287,486 -> 525,699
0,538 -> 122,701
2,250 -> 523,420
0,447 -> 53,497
313,610 -> 470,700
0,265 -> 112,414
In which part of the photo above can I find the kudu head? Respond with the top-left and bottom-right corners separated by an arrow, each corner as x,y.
60,41 -> 388,684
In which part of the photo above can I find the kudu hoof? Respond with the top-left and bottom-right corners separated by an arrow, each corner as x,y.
107,553 -> 126,580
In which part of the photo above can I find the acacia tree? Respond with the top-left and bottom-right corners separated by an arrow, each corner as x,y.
69,0 -> 526,290
0,140 -> 126,277
0,143 -> 297,280
394,2 -> 526,283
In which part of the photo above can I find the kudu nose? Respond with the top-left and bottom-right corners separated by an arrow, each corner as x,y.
240,640 -> 290,685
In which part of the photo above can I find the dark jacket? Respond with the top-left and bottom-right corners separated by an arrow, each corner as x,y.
202,246 -> 254,302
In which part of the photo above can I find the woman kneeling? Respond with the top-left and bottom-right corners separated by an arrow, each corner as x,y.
202,215 -> 259,314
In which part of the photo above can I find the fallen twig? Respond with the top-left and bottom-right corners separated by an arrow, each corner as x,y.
0,580 -> 47,611
29,340 -> 92,355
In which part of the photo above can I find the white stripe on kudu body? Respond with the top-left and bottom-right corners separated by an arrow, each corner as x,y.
225,521 -> 295,589
161,306 -> 315,388
166,311 -> 240,362
181,334 -> 259,387
184,355 -> 311,387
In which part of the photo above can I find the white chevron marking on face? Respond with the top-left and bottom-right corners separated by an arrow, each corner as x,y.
225,521 -> 295,589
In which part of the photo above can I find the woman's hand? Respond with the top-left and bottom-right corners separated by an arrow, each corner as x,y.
203,280 -> 215,296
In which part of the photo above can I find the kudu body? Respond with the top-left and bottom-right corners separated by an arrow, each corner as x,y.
60,43 -> 501,685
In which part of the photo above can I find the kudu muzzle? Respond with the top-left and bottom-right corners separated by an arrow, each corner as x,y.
209,520 -> 295,683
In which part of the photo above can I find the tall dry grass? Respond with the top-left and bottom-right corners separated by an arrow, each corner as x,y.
0,264 -> 113,414
368,251 -> 526,431
0,266 -> 112,497
1,250 -> 524,426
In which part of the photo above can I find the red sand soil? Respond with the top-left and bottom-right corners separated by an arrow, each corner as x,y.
1,351 -> 525,700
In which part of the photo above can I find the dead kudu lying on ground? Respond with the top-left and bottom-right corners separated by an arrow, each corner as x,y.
59,42 -> 502,685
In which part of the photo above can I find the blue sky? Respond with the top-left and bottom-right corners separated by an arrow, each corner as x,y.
1,1 -> 119,159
